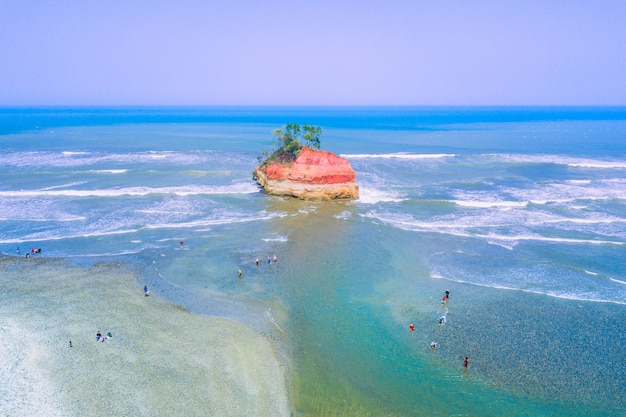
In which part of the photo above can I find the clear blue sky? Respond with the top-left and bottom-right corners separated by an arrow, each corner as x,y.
1,0 -> 625,105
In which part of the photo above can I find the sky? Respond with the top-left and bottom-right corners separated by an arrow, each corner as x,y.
1,0 -> 625,106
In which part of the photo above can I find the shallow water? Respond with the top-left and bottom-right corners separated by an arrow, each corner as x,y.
1,107 -> 625,416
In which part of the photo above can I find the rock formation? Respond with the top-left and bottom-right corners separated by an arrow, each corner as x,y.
253,147 -> 359,200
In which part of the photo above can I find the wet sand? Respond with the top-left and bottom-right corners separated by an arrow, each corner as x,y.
0,255 -> 289,417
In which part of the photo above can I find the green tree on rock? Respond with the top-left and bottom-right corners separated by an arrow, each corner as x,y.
260,123 -> 323,164
302,124 -> 322,149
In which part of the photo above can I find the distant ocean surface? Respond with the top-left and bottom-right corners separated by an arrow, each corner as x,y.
1,107 -> 625,416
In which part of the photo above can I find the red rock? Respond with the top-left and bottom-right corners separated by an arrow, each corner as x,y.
253,147 -> 359,200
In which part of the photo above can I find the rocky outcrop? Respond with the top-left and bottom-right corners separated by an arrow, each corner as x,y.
253,147 -> 359,200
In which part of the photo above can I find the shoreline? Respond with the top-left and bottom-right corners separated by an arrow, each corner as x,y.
0,255 -> 290,416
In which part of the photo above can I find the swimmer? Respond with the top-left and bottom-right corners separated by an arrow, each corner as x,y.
439,317 -> 445,325
464,356 -> 469,367
16,247 -> 20,255
409,323 -> 415,331
441,296 -> 446,305
69,340 -> 73,348
237,269 -> 242,278
255,258 -> 259,267
445,290 -> 450,299
179,241 -> 184,246
430,342 -> 438,349
268,256 -> 271,264
273,255 -> 277,263
144,285 -> 150,296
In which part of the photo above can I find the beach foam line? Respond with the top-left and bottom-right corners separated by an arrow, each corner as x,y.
361,212 -> 625,246
0,228 -> 142,244
0,212 -> 281,245
61,151 -> 90,156
87,169 -> 128,174
262,235 -> 288,242
494,154 -> 626,169
144,212 -> 282,230
431,273 -> 626,306
0,183 -> 259,198
341,153 -> 455,159
0,214 -> 87,222
452,200 -> 528,208
0,150 -> 226,168
39,181 -> 88,190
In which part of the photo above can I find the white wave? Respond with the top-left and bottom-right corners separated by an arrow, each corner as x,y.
89,169 -> 128,174
334,211 -> 352,220
0,210 -> 281,244
358,187 -> 406,204
262,235 -> 288,242
144,212 -> 280,230
362,210 -> 625,246
541,217 -> 626,226
342,153 -> 455,159
0,150 -> 223,168
61,151 -> 90,156
0,228 -> 142,244
610,277 -> 626,285
452,178 -> 626,209
487,240 -> 517,250
433,273 -> 626,306
74,249 -> 148,257
452,200 -> 528,208
584,270 -> 598,276
496,154 -> 626,169
39,181 -> 88,191
0,183 -> 259,198
0,215 -> 86,222
298,206 -> 317,214
469,232 -> 623,246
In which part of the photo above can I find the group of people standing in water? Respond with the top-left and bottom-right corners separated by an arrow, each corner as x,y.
16,246 -> 41,258
243,254 -> 278,276
409,289 -> 469,369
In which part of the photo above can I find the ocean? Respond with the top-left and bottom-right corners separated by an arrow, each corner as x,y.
1,107 -> 625,416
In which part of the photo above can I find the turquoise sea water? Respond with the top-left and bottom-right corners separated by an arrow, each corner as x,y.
1,107 -> 625,416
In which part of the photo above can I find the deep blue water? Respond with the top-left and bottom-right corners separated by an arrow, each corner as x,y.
1,107 -> 625,416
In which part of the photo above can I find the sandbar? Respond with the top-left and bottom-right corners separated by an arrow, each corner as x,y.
0,255 -> 290,416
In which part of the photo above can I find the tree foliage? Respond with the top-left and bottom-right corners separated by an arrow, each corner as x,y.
260,123 -> 323,164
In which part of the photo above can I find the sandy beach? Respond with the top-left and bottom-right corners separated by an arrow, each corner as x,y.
0,255 -> 290,417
